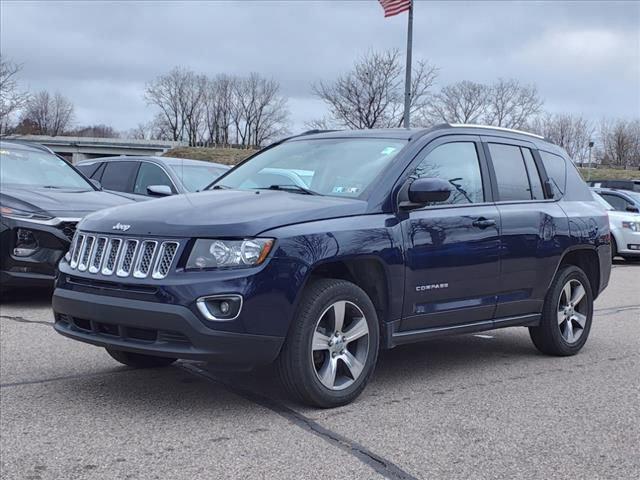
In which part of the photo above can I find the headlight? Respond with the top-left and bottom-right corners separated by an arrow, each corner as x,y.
186,238 -> 274,269
0,206 -> 54,222
622,221 -> 640,232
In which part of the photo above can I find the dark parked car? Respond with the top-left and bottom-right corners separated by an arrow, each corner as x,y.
587,179 -> 640,193
53,125 -> 611,407
76,156 -> 229,198
0,141 -> 134,291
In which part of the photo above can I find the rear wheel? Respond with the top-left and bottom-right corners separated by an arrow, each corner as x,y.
278,279 -> 380,408
529,265 -> 593,356
106,348 -> 177,368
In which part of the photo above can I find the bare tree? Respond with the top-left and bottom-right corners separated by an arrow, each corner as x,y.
0,57 -> 30,134
145,67 -> 189,142
232,73 -> 290,147
484,78 -> 543,129
312,49 -> 437,129
203,74 -> 236,146
529,113 -> 594,163
18,90 -> 74,136
424,80 -> 488,124
597,118 -> 640,168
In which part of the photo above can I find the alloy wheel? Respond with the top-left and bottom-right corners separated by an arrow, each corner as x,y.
557,279 -> 588,344
311,300 -> 370,390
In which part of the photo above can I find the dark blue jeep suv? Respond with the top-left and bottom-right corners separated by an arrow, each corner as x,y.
53,125 -> 611,407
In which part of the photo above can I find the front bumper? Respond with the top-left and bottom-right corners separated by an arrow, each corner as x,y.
52,288 -> 284,366
616,229 -> 640,256
1,217 -> 76,288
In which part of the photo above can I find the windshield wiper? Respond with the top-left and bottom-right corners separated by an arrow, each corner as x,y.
261,184 -> 321,195
211,184 -> 231,190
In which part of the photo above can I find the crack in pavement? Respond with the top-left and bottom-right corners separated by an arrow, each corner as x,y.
0,314 -> 53,326
0,369 -> 130,389
180,363 -> 419,480
594,305 -> 640,317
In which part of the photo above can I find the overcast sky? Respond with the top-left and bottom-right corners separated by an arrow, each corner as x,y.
1,0 -> 639,133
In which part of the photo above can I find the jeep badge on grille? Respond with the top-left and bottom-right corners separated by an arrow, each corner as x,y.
112,223 -> 131,232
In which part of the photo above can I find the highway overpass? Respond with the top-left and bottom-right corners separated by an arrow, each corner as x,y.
3,135 -> 186,163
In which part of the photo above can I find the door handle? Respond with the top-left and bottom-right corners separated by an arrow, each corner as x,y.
472,217 -> 496,229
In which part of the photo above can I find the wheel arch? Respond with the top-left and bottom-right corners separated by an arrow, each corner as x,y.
554,247 -> 601,299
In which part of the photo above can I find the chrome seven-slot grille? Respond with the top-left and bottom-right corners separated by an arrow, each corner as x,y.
68,232 -> 179,279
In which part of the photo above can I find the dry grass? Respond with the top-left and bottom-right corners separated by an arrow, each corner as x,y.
163,147 -> 257,166
578,167 -> 640,181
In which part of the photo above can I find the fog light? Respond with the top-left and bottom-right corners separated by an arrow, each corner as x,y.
13,229 -> 38,257
220,301 -> 230,314
196,295 -> 243,321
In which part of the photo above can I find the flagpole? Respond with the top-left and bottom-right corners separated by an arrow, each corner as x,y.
403,1 -> 413,128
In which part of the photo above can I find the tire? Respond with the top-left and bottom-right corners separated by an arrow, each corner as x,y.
277,278 -> 380,408
622,256 -> 640,263
106,348 -> 177,368
529,265 -> 594,356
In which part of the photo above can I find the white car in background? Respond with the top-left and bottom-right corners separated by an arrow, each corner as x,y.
592,190 -> 640,261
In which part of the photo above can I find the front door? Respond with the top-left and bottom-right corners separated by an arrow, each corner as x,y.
400,137 -> 501,332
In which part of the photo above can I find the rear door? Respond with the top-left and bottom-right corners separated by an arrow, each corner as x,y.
483,137 -> 569,320
400,135 -> 501,332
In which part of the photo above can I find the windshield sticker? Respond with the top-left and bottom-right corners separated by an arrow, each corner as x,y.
332,186 -> 360,194
380,146 -> 397,155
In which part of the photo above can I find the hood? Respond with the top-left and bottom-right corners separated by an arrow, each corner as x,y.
79,189 -> 368,237
0,186 -> 134,219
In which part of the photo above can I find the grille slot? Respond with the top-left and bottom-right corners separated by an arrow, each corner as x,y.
102,238 -> 122,275
70,234 -> 84,269
133,241 -> 158,278
77,235 -> 95,271
117,239 -> 139,277
68,232 -> 179,279
89,237 -> 108,273
152,242 -> 179,279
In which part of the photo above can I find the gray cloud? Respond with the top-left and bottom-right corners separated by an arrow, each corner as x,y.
2,0 -> 638,132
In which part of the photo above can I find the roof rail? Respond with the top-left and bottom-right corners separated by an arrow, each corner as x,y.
448,124 -> 545,140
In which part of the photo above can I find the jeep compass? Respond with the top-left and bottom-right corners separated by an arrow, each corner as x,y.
53,125 -> 611,407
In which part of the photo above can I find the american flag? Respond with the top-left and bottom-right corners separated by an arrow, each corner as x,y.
379,0 -> 412,18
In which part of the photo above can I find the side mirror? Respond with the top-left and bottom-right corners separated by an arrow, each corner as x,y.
401,177 -> 452,208
90,179 -> 102,190
626,205 -> 639,213
147,185 -> 173,197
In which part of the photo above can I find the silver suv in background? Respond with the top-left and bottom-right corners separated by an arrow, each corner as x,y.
76,156 -> 229,198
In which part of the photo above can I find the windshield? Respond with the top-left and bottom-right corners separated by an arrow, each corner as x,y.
169,164 -> 228,192
592,192 -> 613,210
211,138 -> 406,198
0,145 -> 93,190
626,191 -> 640,204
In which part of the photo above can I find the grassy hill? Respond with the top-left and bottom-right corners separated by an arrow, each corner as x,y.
165,147 -> 640,181
578,167 -> 640,181
163,147 -> 257,166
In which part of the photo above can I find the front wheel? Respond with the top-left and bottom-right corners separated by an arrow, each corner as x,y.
106,348 -> 177,368
529,265 -> 593,356
278,279 -> 380,408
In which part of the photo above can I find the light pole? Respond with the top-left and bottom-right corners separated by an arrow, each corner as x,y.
587,140 -> 594,181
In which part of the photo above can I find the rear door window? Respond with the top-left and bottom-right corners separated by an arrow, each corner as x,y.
488,143 -> 532,201
521,148 -> 545,200
100,161 -> 139,192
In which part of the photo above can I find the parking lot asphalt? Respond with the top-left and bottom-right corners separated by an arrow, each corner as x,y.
1,262 -> 639,480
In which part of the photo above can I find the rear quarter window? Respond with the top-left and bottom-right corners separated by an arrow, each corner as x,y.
539,151 -> 567,196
